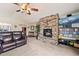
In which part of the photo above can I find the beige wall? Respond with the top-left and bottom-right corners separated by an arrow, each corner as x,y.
0,16 -> 27,31
0,16 -> 38,36
26,23 -> 36,36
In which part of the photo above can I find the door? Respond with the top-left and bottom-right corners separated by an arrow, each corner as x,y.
22,27 -> 26,35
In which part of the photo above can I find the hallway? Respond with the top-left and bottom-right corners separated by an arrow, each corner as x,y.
0,37 -> 79,56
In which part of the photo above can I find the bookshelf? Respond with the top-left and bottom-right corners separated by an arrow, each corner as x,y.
58,15 -> 79,48
59,27 -> 79,48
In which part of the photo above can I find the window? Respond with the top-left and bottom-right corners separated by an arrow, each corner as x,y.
0,23 -> 11,32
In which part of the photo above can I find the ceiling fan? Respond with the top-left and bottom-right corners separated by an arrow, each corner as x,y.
13,3 -> 39,15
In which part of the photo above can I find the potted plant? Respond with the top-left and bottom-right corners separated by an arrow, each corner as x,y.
36,24 -> 40,40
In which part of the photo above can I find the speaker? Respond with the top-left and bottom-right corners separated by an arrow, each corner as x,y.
67,14 -> 72,17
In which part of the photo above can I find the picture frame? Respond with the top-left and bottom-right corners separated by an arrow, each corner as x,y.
30,25 -> 34,30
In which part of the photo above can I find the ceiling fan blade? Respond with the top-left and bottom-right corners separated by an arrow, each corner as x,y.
27,13 -> 31,15
16,10 -> 20,12
27,3 -> 30,5
13,3 -> 20,6
27,10 -> 31,15
31,8 -> 39,11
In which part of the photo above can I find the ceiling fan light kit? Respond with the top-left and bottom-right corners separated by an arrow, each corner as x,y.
14,3 -> 38,15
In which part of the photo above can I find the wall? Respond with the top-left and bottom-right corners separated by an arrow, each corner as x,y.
27,23 -> 37,36
0,16 -> 27,31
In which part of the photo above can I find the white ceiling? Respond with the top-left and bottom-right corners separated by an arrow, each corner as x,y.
0,3 -> 79,23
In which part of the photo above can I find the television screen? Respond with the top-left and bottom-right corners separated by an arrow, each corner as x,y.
43,29 -> 52,37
